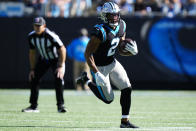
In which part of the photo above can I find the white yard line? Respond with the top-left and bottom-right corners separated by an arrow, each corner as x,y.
0,118 -> 195,125
1,113 -> 196,120
134,111 -> 196,115
152,122 -> 196,126
0,119 -> 195,131
0,119 -> 74,123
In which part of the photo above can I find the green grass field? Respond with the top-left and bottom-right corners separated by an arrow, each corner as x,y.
0,89 -> 196,131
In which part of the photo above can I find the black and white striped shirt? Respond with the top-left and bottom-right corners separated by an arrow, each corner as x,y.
28,28 -> 63,60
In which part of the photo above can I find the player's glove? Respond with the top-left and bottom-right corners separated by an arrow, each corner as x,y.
95,72 -> 106,87
125,40 -> 138,55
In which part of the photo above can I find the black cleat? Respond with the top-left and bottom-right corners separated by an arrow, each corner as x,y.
58,106 -> 67,113
22,106 -> 39,113
76,72 -> 89,85
120,121 -> 139,128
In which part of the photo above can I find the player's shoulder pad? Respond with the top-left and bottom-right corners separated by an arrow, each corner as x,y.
120,19 -> 126,33
94,24 -> 107,42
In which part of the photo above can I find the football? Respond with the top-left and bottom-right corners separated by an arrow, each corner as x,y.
119,38 -> 133,53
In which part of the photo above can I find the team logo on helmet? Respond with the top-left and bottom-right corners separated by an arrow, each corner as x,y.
100,2 -> 120,27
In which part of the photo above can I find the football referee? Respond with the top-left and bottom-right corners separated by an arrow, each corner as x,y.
22,17 -> 67,113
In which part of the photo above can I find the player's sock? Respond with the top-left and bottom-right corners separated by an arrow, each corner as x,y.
120,87 -> 132,116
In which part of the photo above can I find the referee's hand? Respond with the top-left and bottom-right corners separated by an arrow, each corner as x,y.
56,67 -> 65,80
29,70 -> 35,82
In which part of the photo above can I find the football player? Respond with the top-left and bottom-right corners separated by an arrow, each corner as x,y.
76,2 -> 138,128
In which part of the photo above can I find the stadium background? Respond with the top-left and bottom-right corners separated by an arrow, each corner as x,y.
0,0 -> 196,90
0,16 -> 196,89
0,2 -> 196,131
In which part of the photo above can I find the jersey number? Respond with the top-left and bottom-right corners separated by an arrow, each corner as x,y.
107,38 -> 120,56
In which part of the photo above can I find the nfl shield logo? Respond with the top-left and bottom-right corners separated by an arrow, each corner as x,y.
35,18 -> 40,23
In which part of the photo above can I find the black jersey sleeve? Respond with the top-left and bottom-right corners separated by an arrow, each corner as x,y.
91,24 -> 106,42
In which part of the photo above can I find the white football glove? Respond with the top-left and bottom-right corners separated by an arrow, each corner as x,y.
95,72 -> 106,87
125,40 -> 138,55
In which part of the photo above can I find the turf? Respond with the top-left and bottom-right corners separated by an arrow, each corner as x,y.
0,89 -> 195,131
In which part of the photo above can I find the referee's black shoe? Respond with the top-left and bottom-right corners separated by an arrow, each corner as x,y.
22,106 -> 39,113
76,72 -> 89,85
58,105 -> 67,113
120,120 -> 138,128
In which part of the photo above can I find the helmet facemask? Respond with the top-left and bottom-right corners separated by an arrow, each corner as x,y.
100,2 -> 121,28
106,13 -> 120,27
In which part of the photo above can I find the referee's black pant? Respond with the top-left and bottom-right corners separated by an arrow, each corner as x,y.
29,57 -> 65,108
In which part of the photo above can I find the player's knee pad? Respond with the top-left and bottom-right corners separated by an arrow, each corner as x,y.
103,92 -> 114,104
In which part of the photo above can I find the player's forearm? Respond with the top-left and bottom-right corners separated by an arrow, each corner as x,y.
85,53 -> 98,73
29,50 -> 36,70
85,36 -> 100,73
58,46 -> 66,67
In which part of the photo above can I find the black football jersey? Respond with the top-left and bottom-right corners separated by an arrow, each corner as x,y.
91,19 -> 126,66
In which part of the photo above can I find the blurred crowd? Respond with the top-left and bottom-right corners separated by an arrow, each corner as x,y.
1,0 -> 196,17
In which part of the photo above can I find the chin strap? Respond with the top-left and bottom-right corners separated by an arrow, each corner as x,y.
109,22 -> 119,28
108,18 -> 120,28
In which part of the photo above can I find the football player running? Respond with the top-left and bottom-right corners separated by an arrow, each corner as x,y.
76,2 -> 138,128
